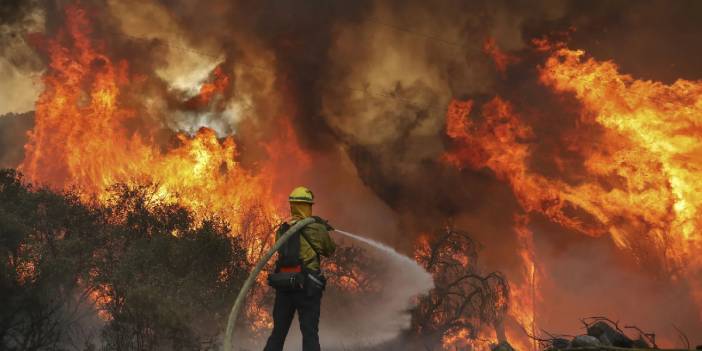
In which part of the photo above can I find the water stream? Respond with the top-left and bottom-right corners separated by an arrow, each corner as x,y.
334,229 -> 432,282
320,229 -> 434,345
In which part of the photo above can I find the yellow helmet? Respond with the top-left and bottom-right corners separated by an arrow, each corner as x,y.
289,186 -> 314,204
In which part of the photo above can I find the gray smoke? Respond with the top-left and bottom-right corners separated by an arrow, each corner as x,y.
0,111 -> 34,168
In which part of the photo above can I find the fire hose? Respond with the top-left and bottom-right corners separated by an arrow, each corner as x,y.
223,217 -> 315,351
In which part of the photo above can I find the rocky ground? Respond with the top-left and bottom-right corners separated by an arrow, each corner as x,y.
491,319 -> 701,351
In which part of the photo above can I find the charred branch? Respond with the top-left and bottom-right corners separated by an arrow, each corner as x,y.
411,225 -> 510,349
671,324 -> 690,350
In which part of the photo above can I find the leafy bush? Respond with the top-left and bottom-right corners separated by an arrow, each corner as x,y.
0,170 -> 250,351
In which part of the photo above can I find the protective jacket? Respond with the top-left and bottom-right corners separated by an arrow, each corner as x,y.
276,216 -> 335,271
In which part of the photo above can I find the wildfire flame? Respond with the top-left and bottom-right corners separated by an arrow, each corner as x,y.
19,5 -> 311,329
540,48 -> 702,260
444,44 -> 702,345
21,6 -> 293,226
483,38 -> 519,75
16,3 -> 702,348
185,65 -> 230,109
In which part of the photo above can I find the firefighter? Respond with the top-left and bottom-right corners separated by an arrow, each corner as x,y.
264,186 -> 336,351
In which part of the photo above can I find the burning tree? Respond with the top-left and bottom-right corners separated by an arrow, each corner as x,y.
0,171 -> 252,350
412,226 -> 510,351
324,245 -> 383,294
93,183 -> 251,350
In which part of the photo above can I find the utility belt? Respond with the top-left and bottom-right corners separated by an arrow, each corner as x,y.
267,265 -> 326,296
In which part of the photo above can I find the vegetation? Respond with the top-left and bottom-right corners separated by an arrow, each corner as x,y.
0,169 -> 249,350
1,168 -> 510,351
413,227 -> 510,348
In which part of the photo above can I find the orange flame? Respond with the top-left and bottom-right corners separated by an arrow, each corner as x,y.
185,65 -> 230,109
539,46 -> 702,317
539,48 -> 702,259
19,5 -> 309,327
483,38 -> 519,74
21,5 -> 286,220
511,215 -> 540,351
443,44 -> 702,340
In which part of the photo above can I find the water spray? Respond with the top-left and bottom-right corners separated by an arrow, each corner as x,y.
334,229 -> 427,272
223,221 -> 432,351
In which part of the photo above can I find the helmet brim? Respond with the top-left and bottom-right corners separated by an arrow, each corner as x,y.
289,197 -> 314,204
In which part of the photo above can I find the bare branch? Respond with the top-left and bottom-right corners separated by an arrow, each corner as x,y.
671,324 -> 690,350
624,325 -> 657,348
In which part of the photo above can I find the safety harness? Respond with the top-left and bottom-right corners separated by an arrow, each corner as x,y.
274,222 -> 320,273
268,217 -> 329,293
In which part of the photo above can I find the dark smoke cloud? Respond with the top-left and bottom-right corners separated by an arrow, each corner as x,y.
0,0 -> 38,27
152,0 -> 374,151
0,0 -> 43,115
0,112 -> 34,168
523,0 -> 702,83
0,0 -> 29,25
312,0 -> 564,231
0,0 -> 42,69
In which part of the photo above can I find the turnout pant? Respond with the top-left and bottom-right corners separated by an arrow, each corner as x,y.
263,289 -> 322,351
